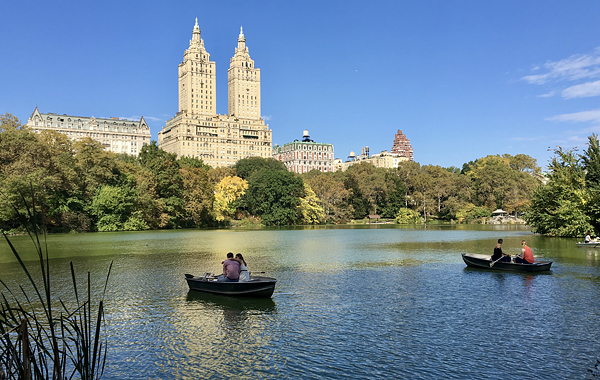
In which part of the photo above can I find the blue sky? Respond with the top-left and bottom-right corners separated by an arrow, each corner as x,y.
2,1 -> 600,170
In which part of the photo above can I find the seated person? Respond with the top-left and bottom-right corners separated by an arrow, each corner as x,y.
585,232 -> 592,243
491,238 -> 511,262
219,252 -> 241,282
514,240 -> 535,264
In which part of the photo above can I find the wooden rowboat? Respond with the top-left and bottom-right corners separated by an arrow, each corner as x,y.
185,273 -> 276,298
461,253 -> 552,272
576,242 -> 600,248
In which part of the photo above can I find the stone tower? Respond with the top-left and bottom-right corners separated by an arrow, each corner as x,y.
178,18 -> 217,116
228,27 -> 261,120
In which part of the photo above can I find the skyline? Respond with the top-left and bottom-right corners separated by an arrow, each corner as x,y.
2,1 -> 600,170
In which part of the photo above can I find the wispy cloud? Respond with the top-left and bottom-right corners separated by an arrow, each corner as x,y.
567,135 -> 589,143
262,115 -> 272,121
562,79 -> 600,99
521,47 -> 600,85
537,90 -> 556,98
546,108 -> 600,123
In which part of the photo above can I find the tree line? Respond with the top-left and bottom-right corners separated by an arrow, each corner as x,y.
525,134 -> 600,237
0,113 -> 551,233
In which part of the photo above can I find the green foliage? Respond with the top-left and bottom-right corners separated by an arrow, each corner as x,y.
526,146 -> 593,237
138,141 -> 184,227
302,171 -> 353,222
297,183 -> 325,224
343,174 -> 370,219
466,206 -> 491,220
0,112 -> 557,231
394,208 -> 422,224
0,191 -> 111,379
244,169 -> 305,225
178,155 -> 210,170
233,157 -> 287,180
213,176 -> 247,222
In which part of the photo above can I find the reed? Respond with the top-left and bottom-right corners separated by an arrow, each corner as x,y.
0,188 -> 112,380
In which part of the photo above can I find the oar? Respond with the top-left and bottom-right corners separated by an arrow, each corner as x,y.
489,256 -> 506,268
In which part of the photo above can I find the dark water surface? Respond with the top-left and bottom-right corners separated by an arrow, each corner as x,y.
1,225 -> 600,379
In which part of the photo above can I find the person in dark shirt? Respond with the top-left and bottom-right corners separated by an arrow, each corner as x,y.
491,238 -> 511,262
220,252 -> 241,282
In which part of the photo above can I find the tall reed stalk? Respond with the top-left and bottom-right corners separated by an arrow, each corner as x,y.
0,188 -> 112,379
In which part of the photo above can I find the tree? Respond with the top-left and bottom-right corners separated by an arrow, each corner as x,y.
377,172 -> 407,218
244,169 -> 305,225
178,156 -> 210,170
138,141 -> 184,227
297,183 -> 325,224
233,157 -> 287,180
394,208 -> 422,224
526,147 -> 592,236
581,134 -> 600,232
343,174 -> 370,219
181,166 -> 215,226
0,115 -> 72,230
303,171 -> 353,222
467,154 -> 540,214
424,165 -> 453,214
213,176 -> 248,222
397,161 -> 422,209
90,184 -> 146,231
345,162 -> 389,216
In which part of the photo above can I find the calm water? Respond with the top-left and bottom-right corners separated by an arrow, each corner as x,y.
1,225 -> 600,379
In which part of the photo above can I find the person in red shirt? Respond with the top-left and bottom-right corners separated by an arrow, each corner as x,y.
515,240 -> 534,264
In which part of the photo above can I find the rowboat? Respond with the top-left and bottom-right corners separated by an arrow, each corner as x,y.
185,273 -> 276,298
461,253 -> 552,272
576,242 -> 600,248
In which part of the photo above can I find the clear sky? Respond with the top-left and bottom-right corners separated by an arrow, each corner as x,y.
2,1 -> 600,170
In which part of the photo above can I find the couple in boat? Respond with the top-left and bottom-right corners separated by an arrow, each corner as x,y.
492,239 -> 534,264
219,252 -> 250,282
584,232 -> 600,243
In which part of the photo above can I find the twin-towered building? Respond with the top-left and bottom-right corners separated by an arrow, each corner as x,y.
24,19 -> 414,170
157,19 -> 272,167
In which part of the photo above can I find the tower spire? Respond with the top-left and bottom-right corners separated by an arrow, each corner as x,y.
191,18 -> 201,45
237,25 -> 246,51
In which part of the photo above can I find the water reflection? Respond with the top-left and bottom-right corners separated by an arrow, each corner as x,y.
185,291 -> 277,313
3,225 -> 600,379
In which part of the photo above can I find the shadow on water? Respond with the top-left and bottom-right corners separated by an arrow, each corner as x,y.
185,290 -> 277,313
462,266 -> 554,276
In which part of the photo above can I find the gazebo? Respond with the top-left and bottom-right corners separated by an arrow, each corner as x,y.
368,214 -> 381,223
492,209 -> 507,216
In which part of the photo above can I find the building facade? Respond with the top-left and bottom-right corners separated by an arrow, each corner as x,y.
26,107 -> 151,155
335,147 -> 408,172
158,19 -> 272,167
390,129 -> 414,161
272,130 -> 334,173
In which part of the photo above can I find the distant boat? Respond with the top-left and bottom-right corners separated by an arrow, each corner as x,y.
185,273 -> 276,298
461,253 -> 552,272
576,242 -> 600,248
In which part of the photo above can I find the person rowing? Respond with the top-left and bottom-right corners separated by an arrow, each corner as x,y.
491,238 -> 511,263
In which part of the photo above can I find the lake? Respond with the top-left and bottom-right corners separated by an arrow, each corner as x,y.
1,225 -> 599,379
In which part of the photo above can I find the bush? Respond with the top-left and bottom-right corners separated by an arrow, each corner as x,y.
395,208 -> 422,224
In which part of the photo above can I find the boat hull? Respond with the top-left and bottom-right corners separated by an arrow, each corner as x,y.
461,253 -> 552,272
576,242 -> 600,248
185,274 -> 276,298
